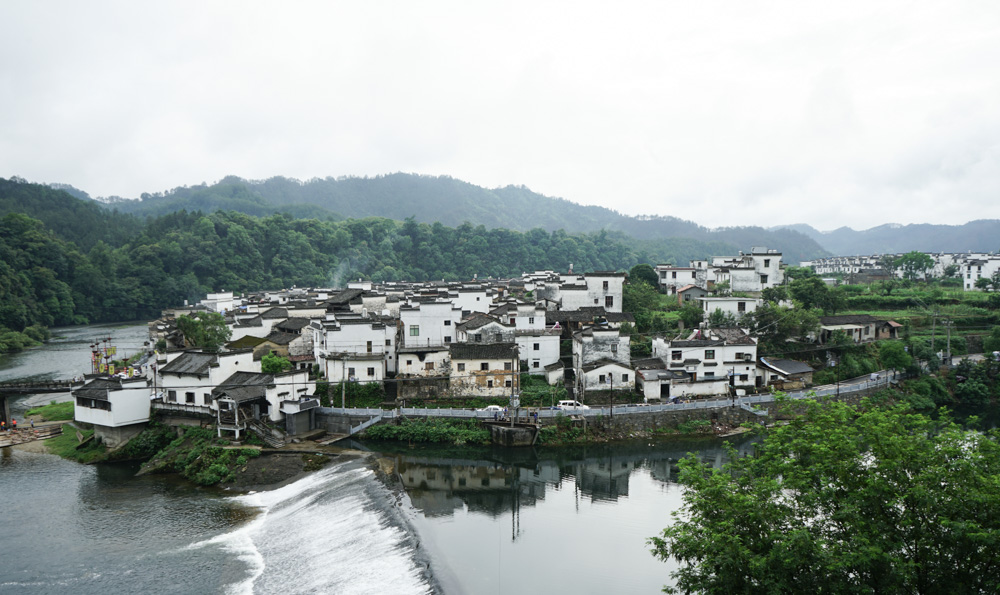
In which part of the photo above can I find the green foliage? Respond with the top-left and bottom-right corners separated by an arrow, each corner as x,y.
676,419 -> 711,434
706,308 -> 738,327
176,312 -> 231,352
892,251 -> 935,280
45,424 -> 106,463
261,352 -> 292,374
26,400 -> 74,421
790,276 -> 845,314
877,340 -> 912,373
110,422 -> 176,461
628,263 -> 659,287
363,418 -> 489,445
744,303 -> 819,355
650,400 -> 1000,594
678,304 -> 703,328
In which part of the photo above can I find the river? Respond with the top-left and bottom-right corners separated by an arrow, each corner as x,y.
1,324 -> 755,594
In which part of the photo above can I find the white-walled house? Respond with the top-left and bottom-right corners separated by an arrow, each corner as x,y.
399,300 -> 463,348
73,377 -> 151,447
654,266 -> 700,294
201,291 -> 235,313
572,327 -> 630,372
156,349 -> 261,415
448,343 -> 520,398
650,328 -> 759,397
698,297 -> 762,321
213,369 -> 314,438
579,359 -> 633,393
311,316 -> 397,384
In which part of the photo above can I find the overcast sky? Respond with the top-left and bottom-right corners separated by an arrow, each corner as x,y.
2,1 -> 999,231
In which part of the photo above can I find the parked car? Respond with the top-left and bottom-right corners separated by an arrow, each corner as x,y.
478,405 -> 503,413
557,400 -> 590,412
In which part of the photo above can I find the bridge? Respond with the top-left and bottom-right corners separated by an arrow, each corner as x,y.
0,379 -> 83,394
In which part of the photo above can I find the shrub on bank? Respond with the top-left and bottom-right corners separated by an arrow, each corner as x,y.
363,418 -> 489,445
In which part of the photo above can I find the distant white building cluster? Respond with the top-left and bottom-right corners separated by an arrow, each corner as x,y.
655,247 -> 784,295
801,252 -> 1000,290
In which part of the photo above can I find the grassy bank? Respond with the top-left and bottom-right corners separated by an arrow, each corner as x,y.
44,424 -> 107,463
363,418 -> 490,445
26,400 -> 74,421
138,426 -> 264,485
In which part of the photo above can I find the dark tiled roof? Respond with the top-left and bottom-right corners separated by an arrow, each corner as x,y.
449,342 -> 519,360
275,317 -> 311,331
235,316 -> 263,327
260,307 -> 289,319
227,336 -> 268,349
820,314 -> 884,325
159,352 -> 217,376
212,372 -> 274,403
669,339 -> 725,348
582,358 -> 631,372
457,314 -> 508,331
762,358 -> 814,376
265,331 -> 300,345
73,377 -> 145,400
326,288 -> 364,305
544,362 -> 564,371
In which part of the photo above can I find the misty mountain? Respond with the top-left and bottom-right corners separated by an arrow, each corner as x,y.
93,173 -> 830,263
775,221 -> 1000,256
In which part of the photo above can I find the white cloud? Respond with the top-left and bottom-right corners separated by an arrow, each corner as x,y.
2,0 -> 999,229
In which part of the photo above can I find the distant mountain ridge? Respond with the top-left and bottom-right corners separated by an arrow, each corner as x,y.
773,221 -> 1000,257
81,173 -> 830,264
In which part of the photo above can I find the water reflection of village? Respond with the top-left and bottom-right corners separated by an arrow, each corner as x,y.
358,436 -> 759,530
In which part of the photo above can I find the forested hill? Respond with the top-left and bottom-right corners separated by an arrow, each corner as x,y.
93,173 -> 829,263
0,177 -> 737,347
776,221 -> 1000,256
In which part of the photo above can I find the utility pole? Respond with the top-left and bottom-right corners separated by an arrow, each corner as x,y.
341,359 -> 346,409
946,319 -> 952,365
931,308 -> 937,363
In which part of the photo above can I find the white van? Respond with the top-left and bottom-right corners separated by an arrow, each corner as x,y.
557,400 -> 590,411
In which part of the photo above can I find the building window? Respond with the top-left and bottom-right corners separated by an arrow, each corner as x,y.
474,333 -> 482,342
605,296 -> 614,308
444,320 -> 451,326
532,361 -> 540,368
603,280 -> 609,290
487,380 -> 494,388
203,393 -> 211,405
622,374 -> 629,382
533,343 -> 540,350
409,325 -> 419,336
611,343 -> 618,353
406,359 -> 412,366
167,390 -> 177,402
528,317 -> 534,324
740,374 -> 749,381
505,380 -> 512,388
594,299 -> 599,304
424,362 -> 434,371
735,352 -> 745,360
705,372 -> 715,377
444,336 -> 452,343
764,259 -> 770,267
385,339 -> 391,346
599,374 -> 606,383
367,367 -> 375,377
504,362 -> 512,370
458,363 -> 466,372
705,349 -> 715,360
760,274 -> 768,284
481,363 -> 489,371
348,367 -> 355,377
185,392 -> 195,404
738,301 -> 746,312
672,271 -> 677,279
366,341 -> 373,353
672,350 -> 682,361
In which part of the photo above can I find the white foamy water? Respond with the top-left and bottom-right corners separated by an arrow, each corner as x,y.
194,460 -> 433,595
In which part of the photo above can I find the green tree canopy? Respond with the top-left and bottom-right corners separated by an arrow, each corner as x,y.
893,251 -> 935,280
650,399 -> 1000,594
176,312 -> 231,352
629,263 -> 659,288
261,352 -> 292,374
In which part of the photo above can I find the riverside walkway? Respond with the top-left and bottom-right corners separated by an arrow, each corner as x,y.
321,371 -> 897,428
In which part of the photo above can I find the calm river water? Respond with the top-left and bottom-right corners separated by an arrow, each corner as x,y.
1,324 -> 755,594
